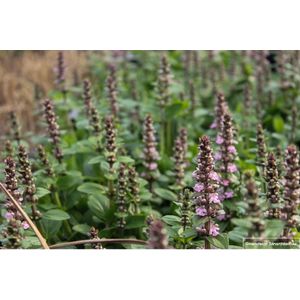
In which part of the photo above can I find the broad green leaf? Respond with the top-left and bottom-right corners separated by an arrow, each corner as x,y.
88,200 -> 104,221
264,219 -> 284,239
126,215 -> 146,229
88,156 -> 104,165
57,171 -> 83,190
273,115 -> 284,133
35,187 -> 51,199
162,215 -> 181,226
73,224 -> 91,235
77,182 -> 104,196
117,156 -> 135,163
165,101 -> 188,118
42,209 -> 70,221
154,187 -> 177,201
231,218 -> 253,229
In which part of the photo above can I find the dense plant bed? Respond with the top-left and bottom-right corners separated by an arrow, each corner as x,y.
0,50 -> 300,249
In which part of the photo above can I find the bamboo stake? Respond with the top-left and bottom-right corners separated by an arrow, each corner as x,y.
0,182 -> 50,249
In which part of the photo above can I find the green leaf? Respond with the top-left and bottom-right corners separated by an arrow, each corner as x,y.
228,227 -> 248,244
165,101 -> 188,118
154,187 -> 177,201
264,219 -> 284,239
88,156 -> 104,165
42,209 -> 70,221
162,215 -> 181,226
273,115 -> 284,133
35,187 -> 51,199
77,182 -> 104,196
87,195 -> 109,221
126,215 -> 146,229
117,156 -> 135,163
73,224 -> 91,235
57,171 -> 83,190
231,218 -> 253,229
22,236 -> 41,249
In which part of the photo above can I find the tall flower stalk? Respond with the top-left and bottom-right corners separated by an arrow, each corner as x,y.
156,54 -> 172,155
83,79 -> 93,117
142,114 -> 160,192
266,153 -> 281,219
173,134 -> 186,188
189,80 -> 196,117
10,112 -> 21,143
2,157 -> 28,248
215,113 -> 238,218
179,188 -> 192,231
210,93 -> 228,130
55,51 -> 66,96
244,172 -> 264,238
193,136 -> 222,249
256,123 -> 267,174
106,64 -> 119,118
43,98 -> 63,164
82,79 -> 102,150
116,163 -> 127,231
282,145 -> 300,240
37,145 -> 54,177
5,140 -> 14,157
127,166 -> 141,214
147,219 -> 169,249
18,145 -> 41,220
104,116 -> 117,200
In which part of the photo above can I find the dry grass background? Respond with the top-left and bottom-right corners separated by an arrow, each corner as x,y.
0,51 -> 90,135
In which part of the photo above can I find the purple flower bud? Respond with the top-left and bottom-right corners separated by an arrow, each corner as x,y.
222,179 -> 230,186
224,191 -> 234,199
22,222 -> 30,230
196,207 -> 207,216
209,223 -> 220,236
216,135 -> 224,145
228,163 -> 238,173
149,162 -> 158,171
209,171 -> 220,181
5,212 -> 14,220
228,145 -> 237,154
194,183 -> 204,192
214,152 -> 222,161
209,193 -> 220,204
210,121 -> 217,129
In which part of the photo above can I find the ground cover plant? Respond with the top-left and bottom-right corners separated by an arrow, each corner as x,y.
0,50 -> 300,249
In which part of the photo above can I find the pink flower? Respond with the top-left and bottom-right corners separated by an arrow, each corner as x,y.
218,194 -> 225,202
224,191 -> 234,199
22,222 -> 30,230
209,171 -> 220,182
228,163 -> 237,173
209,193 -> 220,203
210,122 -> 217,129
217,213 -> 226,221
194,183 -> 204,193
192,170 -> 198,179
228,145 -> 237,154
196,207 -> 207,216
222,179 -> 230,186
149,162 -> 157,171
5,212 -> 14,220
214,152 -> 222,161
209,223 -> 220,236
216,135 -> 224,145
